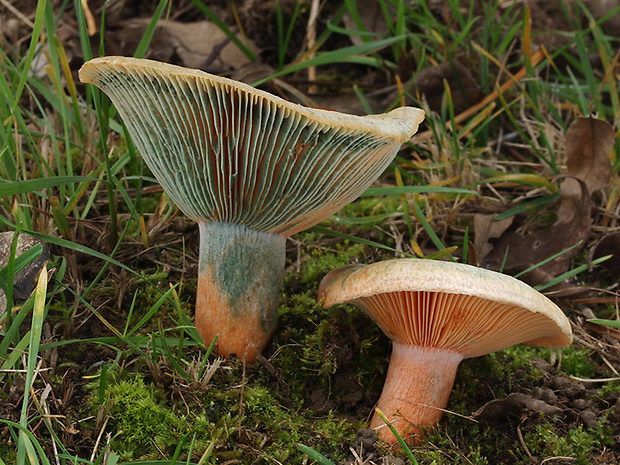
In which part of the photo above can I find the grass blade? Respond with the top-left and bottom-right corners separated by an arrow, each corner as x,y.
0,176 -> 95,197
297,444 -> 336,465
374,408 -> 419,464
17,267 -> 48,464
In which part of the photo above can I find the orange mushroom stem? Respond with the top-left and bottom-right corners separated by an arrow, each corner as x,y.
370,343 -> 463,445
195,222 -> 285,361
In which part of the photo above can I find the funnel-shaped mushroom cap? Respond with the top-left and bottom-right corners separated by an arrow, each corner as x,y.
79,57 -> 425,237
319,259 -> 572,358
320,259 -> 572,445
79,57 -> 425,362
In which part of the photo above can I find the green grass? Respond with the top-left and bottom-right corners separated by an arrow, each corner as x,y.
1,0 -> 619,463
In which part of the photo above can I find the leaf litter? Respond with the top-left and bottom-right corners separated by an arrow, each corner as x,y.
479,117 -> 615,288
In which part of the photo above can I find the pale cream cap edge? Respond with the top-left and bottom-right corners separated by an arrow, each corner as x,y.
79,56 -> 426,144
319,258 -> 573,344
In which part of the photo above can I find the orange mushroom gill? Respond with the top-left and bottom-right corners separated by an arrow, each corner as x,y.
319,259 -> 573,445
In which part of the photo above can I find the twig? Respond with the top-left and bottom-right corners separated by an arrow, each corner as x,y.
0,0 -> 35,29
90,415 -> 110,462
569,375 -> 620,383
237,355 -> 247,441
305,0 -> 321,94
541,457 -> 576,464
516,424 -> 532,460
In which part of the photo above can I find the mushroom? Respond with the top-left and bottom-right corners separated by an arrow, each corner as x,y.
318,258 -> 572,445
79,57 -> 425,362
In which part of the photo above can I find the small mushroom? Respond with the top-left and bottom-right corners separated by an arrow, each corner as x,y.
79,57 -> 425,362
318,259 -> 572,445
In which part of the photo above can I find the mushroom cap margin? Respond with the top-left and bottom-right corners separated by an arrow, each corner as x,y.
79,56 -> 425,143
318,259 -> 573,355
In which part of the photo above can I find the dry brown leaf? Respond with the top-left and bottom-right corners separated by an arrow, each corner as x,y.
583,0 -> 620,36
477,115 -> 615,286
164,20 -> 257,71
343,0 -> 389,47
0,232 -> 50,316
108,19 -> 258,72
229,62 -> 276,85
556,177 -> 590,224
592,232 -> 620,276
473,214 -> 514,262
565,116 -> 615,193
481,178 -> 591,286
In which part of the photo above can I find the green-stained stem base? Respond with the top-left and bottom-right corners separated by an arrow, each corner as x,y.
370,343 -> 464,445
196,222 -> 286,363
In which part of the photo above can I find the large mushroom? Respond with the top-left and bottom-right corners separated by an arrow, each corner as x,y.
79,57 -> 425,362
318,258 -> 572,445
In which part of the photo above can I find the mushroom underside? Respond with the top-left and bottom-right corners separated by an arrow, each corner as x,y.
354,290 -> 570,358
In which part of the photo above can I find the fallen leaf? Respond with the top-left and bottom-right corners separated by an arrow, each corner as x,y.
565,116 -> 615,193
343,0 -> 389,47
382,60 -> 483,114
473,214 -> 514,263
414,61 -> 484,114
582,0 -> 620,36
481,178 -> 591,286
229,62 -> 276,85
163,20 -> 258,71
477,114 -> 615,286
0,232 -> 50,316
108,19 -> 258,72
555,177 -> 590,224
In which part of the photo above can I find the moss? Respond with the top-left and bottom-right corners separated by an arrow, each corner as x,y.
335,197 -> 402,232
309,412 -> 359,460
237,385 -> 355,463
98,375 -> 184,459
275,286 -> 388,402
419,415 -> 613,465
411,423 -> 499,464
297,240 -> 365,286
88,357 -> 358,464
525,422 -> 612,464
485,346 -> 547,387
482,344 -> 595,380
271,289 -> 335,400
598,381 -> 620,398
0,444 -> 16,463
118,268 -> 177,328
558,346 -> 596,378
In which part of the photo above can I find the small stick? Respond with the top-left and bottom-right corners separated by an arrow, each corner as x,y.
237,354 -> 247,441
569,375 -> 620,383
81,0 -> 97,36
305,0 -> 321,94
516,424 -> 533,460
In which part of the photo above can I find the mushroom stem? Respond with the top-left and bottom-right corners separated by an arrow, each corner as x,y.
195,222 -> 286,362
371,342 -> 464,445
